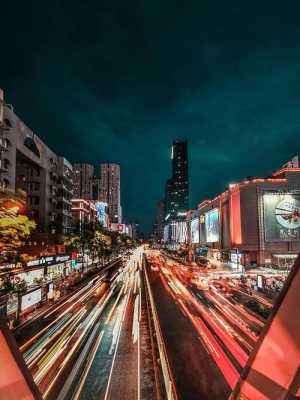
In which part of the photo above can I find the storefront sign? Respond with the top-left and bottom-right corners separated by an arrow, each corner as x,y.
55,255 -> 70,262
27,255 -> 70,267
0,263 -> 16,270
27,259 -> 40,267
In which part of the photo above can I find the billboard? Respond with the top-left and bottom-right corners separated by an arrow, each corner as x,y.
95,201 -> 107,226
205,209 -> 219,243
263,193 -> 300,241
191,218 -> 200,243
21,289 -> 42,311
110,223 -> 126,234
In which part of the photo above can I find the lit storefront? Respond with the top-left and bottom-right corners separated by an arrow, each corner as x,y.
271,254 -> 298,269
46,263 -> 65,280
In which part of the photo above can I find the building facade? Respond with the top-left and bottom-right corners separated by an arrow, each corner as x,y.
188,162 -> 300,269
73,163 -> 94,200
71,199 -> 97,229
154,199 -> 165,240
165,140 -> 189,220
99,163 -> 122,223
56,157 -> 73,234
0,89 -> 73,234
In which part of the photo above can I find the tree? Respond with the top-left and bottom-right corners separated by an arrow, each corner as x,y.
0,192 -> 36,262
64,220 -> 97,271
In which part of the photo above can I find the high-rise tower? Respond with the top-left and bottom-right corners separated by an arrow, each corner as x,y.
165,140 -> 189,219
99,163 -> 121,223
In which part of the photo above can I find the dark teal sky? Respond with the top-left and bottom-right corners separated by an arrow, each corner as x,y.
2,1 -> 300,232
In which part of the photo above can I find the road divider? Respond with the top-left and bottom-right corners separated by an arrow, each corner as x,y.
143,258 -> 178,400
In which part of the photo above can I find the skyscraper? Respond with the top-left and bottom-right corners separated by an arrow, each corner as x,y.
99,163 -> 121,223
165,140 -> 189,219
73,163 -> 94,199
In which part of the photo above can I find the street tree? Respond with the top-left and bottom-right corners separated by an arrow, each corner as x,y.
0,193 -> 36,262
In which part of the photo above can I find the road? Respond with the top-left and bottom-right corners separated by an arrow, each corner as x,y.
145,251 -> 272,400
146,253 -> 231,400
14,247 -> 158,400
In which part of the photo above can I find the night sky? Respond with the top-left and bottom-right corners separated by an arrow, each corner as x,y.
2,1 -> 300,233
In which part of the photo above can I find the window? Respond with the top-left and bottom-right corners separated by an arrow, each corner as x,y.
3,178 -> 9,188
24,136 -> 40,158
4,118 -> 12,127
3,158 -> 9,169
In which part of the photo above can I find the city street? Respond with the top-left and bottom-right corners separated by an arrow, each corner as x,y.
146,252 -> 231,400
2,6 -> 300,399
11,248 -> 158,400
145,250 -> 279,400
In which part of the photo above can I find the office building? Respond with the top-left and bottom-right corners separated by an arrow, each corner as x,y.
90,176 -> 101,201
165,140 -> 189,219
73,163 -> 94,200
99,163 -> 122,223
154,199 -> 165,240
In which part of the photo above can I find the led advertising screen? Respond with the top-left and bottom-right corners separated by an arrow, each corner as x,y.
95,201 -> 107,226
205,209 -> 219,243
191,218 -> 200,243
263,193 -> 300,241
21,289 -> 42,311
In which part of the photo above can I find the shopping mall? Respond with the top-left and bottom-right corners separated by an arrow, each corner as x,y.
165,160 -> 300,269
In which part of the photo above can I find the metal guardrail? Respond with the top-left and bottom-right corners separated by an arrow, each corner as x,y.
143,258 -> 178,400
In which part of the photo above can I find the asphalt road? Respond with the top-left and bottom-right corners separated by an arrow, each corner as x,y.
147,263 -> 231,400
